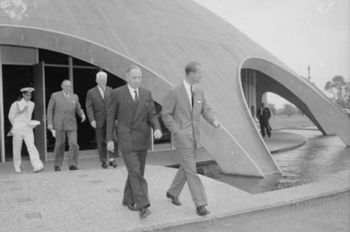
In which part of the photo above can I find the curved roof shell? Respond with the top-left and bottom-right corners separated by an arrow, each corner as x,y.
1,0 -> 349,177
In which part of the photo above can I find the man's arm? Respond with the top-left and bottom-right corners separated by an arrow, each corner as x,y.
75,95 -> 86,122
106,90 -> 118,142
85,90 -> 96,128
46,94 -> 55,130
147,91 -> 160,130
161,89 -> 181,135
200,91 -> 219,128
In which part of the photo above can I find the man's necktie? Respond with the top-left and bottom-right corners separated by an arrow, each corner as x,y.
102,88 -> 105,99
134,90 -> 138,103
191,86 -> 194,108
65,93 -> 69,101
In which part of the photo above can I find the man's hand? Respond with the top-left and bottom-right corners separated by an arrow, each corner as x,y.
107,141 -> 115,153
47,124 -> 53,131
81,114 -> 86,123
90,120 -> 96,128
213,120 -> 221,129
154,129 -> 162,139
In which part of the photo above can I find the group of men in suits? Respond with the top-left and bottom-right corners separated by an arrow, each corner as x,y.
46,62 -> 221,219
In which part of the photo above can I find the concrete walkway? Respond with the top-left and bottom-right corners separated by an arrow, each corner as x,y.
0,131 -> 348,232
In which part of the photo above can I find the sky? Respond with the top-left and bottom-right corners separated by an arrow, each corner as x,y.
194,0 -> 349,108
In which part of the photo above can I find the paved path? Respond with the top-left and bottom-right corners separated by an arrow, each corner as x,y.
0,130 -> 349,232
170,191 -> 350,232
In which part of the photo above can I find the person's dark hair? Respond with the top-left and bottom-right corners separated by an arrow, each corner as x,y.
185,61 -> 201,75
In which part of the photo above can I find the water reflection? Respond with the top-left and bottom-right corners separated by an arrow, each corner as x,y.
197,130 -> 350,194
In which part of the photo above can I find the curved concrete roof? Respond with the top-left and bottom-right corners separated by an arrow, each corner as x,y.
1,0 -> 349,177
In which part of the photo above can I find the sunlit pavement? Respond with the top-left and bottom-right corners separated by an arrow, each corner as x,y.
0,130 -> 349,232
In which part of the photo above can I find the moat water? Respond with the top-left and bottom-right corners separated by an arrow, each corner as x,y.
197,129 -> 350,194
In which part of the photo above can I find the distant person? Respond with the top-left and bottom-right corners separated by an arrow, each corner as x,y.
257,102 -> 271,138
106,65 -> 162,219
8,87 -> 44,173
47,80 -> 86,171
86,71 -> 118,169
162,61 -> 221,216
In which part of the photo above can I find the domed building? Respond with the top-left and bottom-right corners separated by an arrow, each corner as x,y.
0,0 -> 349,177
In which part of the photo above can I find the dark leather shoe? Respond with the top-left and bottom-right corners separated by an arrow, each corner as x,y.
166,192 -> 182,206
124,203 -> 138,211
54,166 -> 61,172
69,165 -> 79,171
101,161 -> 108,169
109,160 -> 117,168
139,208 -> 151,219
196,205 -> 210,216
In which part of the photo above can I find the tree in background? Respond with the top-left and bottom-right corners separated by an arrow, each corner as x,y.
324,75 -> 350,109
281,103 -> 297,117
268,103 -> 276,115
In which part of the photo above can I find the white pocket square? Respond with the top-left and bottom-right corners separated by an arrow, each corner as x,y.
197,101 -> 201,103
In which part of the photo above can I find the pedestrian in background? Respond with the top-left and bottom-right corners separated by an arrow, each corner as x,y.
257,102 -> 271,138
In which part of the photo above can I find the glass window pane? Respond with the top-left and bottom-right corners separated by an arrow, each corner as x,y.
39,49 -> 68,65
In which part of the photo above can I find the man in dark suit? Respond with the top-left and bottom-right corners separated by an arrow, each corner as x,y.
162,61 -> 221,216
106,65 -> 162,219
257,102 -> 272,138
47,80 -> 86,171
86,71 -> 118,169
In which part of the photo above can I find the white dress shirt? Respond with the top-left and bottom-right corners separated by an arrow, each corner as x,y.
97,85 -> 105,99
127,84 -> 139,101
183,80 -> 193,106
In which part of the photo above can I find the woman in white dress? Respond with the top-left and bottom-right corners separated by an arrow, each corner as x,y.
8,87 -> 44,173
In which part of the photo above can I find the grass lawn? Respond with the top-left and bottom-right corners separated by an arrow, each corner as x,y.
273,114 -> 314,129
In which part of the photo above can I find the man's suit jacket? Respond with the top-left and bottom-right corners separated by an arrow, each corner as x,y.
47,91 -> 84,131
106,85 -> 160,150
257,107 -> 271,122
86,86 -> 112,128
162,82 -> 217,148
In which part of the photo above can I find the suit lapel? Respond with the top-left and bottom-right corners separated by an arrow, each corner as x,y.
121,85 -> 136,110
94,86 -> 104,101
179,83 -> 192,112
105,87 -> 111,102
134,88 -> 145,119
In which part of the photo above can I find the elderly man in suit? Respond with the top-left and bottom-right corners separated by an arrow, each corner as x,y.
86,71 -> 118,169
107,64 -> 162,219
162,61 -> 221,216
47,80 -> 86,172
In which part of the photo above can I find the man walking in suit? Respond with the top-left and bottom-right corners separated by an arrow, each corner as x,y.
162,61 -> 221,216
47,80 -> 86,171
86,71 -> 118,169
257,102 -> 272,138
106,65 -> 162,219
